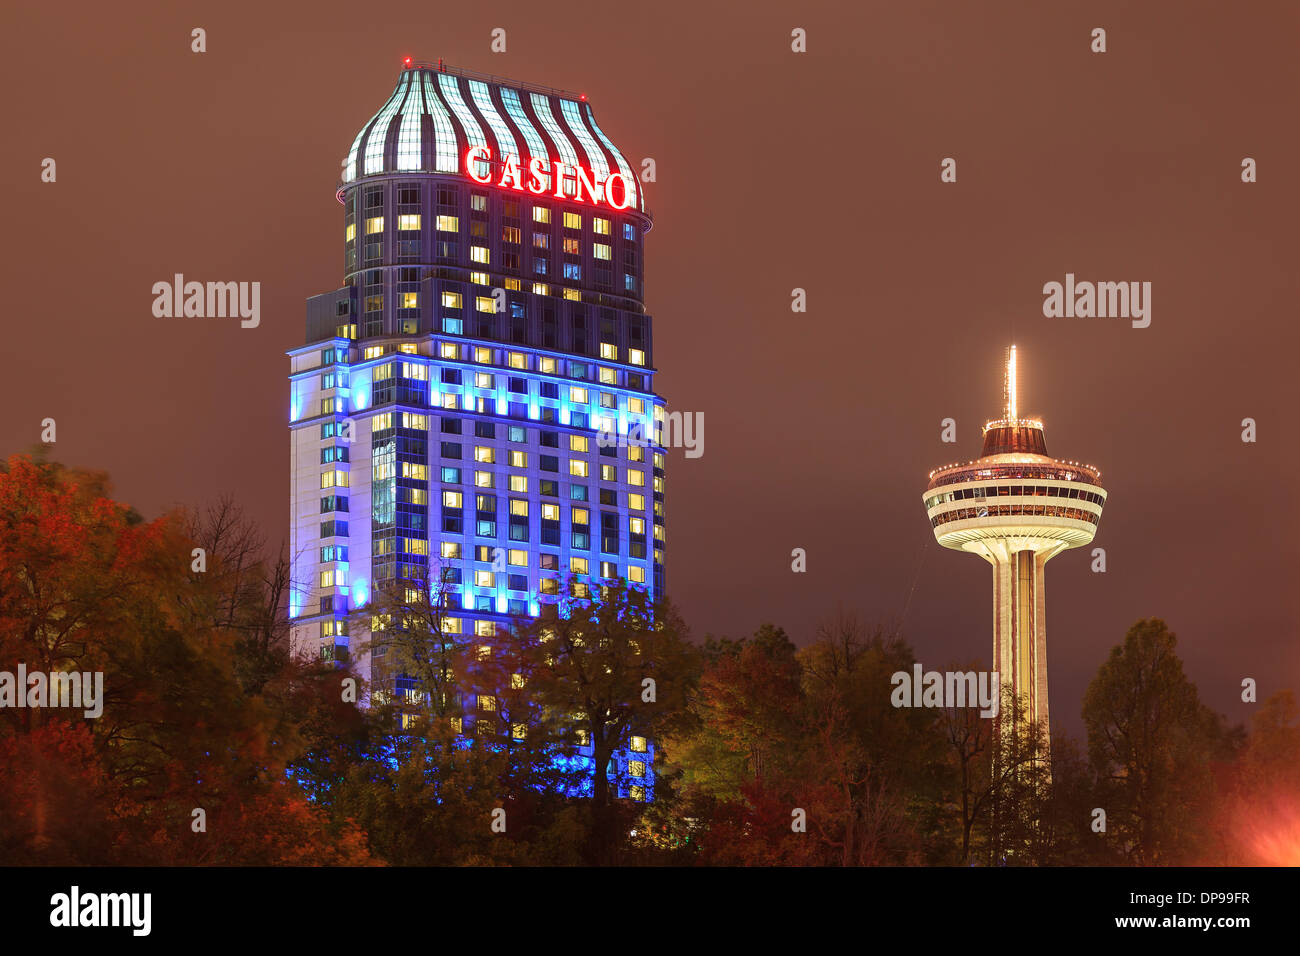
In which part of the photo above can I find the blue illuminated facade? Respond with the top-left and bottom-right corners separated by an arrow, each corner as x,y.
288,62 -> 662,802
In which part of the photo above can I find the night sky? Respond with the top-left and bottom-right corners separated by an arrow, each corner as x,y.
5,0 -> 1298,740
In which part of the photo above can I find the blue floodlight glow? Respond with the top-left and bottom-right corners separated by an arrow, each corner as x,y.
352,579 -> 370,607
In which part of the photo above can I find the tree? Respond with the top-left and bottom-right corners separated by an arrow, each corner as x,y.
1082,618 -> 1223,865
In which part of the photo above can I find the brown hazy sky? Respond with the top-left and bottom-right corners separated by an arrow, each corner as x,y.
4,0 -> 1298,739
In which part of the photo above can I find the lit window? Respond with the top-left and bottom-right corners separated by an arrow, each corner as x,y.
475,570 -> 495,588
441,542 -> 461,559
442,292 -> 462,309
442,490 -> 463,507
532,282 -> 549,296
628,469 -> 644,486
475,372 -> 494,389
628,397 -> 644,414
570,460 -> 589,477
398,344 -> 417,354
478,695 -> 496,712
439,342 -> 459,359
540,356 -> 557,374
471,271 -> 489,285
563,212 -> 581,230
366,216 -> 384,234
471,246 -> 489,264
398,214 -> 421,231
593,217 -> 610,235
570,387 -> 589,404
571,506 -> 589,524
508,549 -> 528,567
509,499 -> 529,516
629,349 -> 646,366
569,435 -> 589,452
475,446 -> 495,464
600,464 -> 617,482
629,760 -> 646,778
345,223 -> 356,242
629,517 -> 645,534
401,462 -> 427,480
474,346 -> 492,363
364,345 -> 385,359
441,393 -> 460,409
509,450 -> 528,468
320,470 -> 349,488
533,207 -> 551,224
437,215 -> 459,232
599,367 -> 616,385
600,343 -> 617,360
630,786 -> 646,802
475,620 -> 496,637
629,493 -> 645,511
562,288 -> 580,301
475,471 -> 494,488
630,736 -> 648,753
475,296 -> 495,313
508,352 -> 527,369
570,556 -> 589,573
593,242 -> 611,260
627,445 -> 645,462
402,413 -> 428,429
628,565 -> 646,583
401,292 -> 419,309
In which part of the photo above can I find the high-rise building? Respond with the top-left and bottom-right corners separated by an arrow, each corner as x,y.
287,61 -> 662,799
922,346 -> 1105,740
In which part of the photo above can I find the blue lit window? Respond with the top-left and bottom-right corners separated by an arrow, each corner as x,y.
623,223 -> 636,241
440,467 -> 461,483
564,262 -> 582,280
442,317 -> 463,334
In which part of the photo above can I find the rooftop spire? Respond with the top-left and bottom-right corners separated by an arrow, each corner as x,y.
1004,344 -> 1018,422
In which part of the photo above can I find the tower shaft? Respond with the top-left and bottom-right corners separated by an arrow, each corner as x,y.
990,548 -> 1050,734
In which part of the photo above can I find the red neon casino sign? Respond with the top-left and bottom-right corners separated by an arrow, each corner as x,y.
464,146 -> 634,210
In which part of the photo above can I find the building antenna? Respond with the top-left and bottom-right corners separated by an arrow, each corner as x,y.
1003,344 -> 1017,422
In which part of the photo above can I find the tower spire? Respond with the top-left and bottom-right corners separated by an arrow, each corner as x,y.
1004,344 -> 1017,422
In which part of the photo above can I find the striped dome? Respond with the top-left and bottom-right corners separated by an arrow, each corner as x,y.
341,65 -> 645,212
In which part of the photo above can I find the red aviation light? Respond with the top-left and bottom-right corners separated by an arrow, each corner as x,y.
403,56 -> 412,67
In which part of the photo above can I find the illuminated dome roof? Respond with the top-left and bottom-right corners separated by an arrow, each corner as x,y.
340,63 -> 645,212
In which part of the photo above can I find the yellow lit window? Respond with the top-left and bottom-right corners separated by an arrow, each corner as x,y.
630,735 -> 647,753
471,271 -> 489,285
509,499 -> 529,517
625,469 -> 644,487
563,212 -> 582,230
366,216 -> 384,234
540,356 -> 557,374
398,344 -> 417,354
442,617 -> 463,634
409,488 -> 427,505
440,342 -> 459,359
364,345 -> 385,359
569,435 -> 588,452
474,471 -> 494,488
442,292 -> 462,309
570,387 -> 588,404
437,215 -> 458,232
628,397 -> 644,414
511,722 -> 527,740
628,565 -> 646,583
653,476 -> 664,493
630,786 -> 646,801
320,470 -> 349,489
599,366 -> 616,385
403,413 -> 427,430
441,393 -> 460,409
570,460 -> 589,478
345,223 -> 356,242
533,207 -> 551,224
402,462 -> 427,480
600,342 -> 617,360
570,556 -> 589,574
373,412 -> 393,430
402,292 -> 419,309
475,296 -> 495,313
479,695 -> 496,712
474,346 -> 492,363
509,450 -> 528,468
629,517 -> 645,534
541,503 -> 561,521
571,506 -> 589,524
401,362 -> 428,380
442,490 -> 463,508
511,673 -> 525,689
508,352 -> 527,369
441,541 -> 461,559
627,445 -> 645,463
475,570 -> 495,588
475,446 -> 495,464
475,372 -> 494,388
540,577 -> 559,594
629,348 -> 646,366
593,242 -> 611,260
471,246 -> 489,264
532,282 -> 549,296
398,214 -> 421,231
593,217 -> 610,235
562,288 -> 580,301
654,452 -> 665,468
629,760 -> 646,778
475,620 -> 496,637
600,464 -> 616,482
629,493 -> 645,511
407,539 -> 429,555
509,475 -> 528,493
